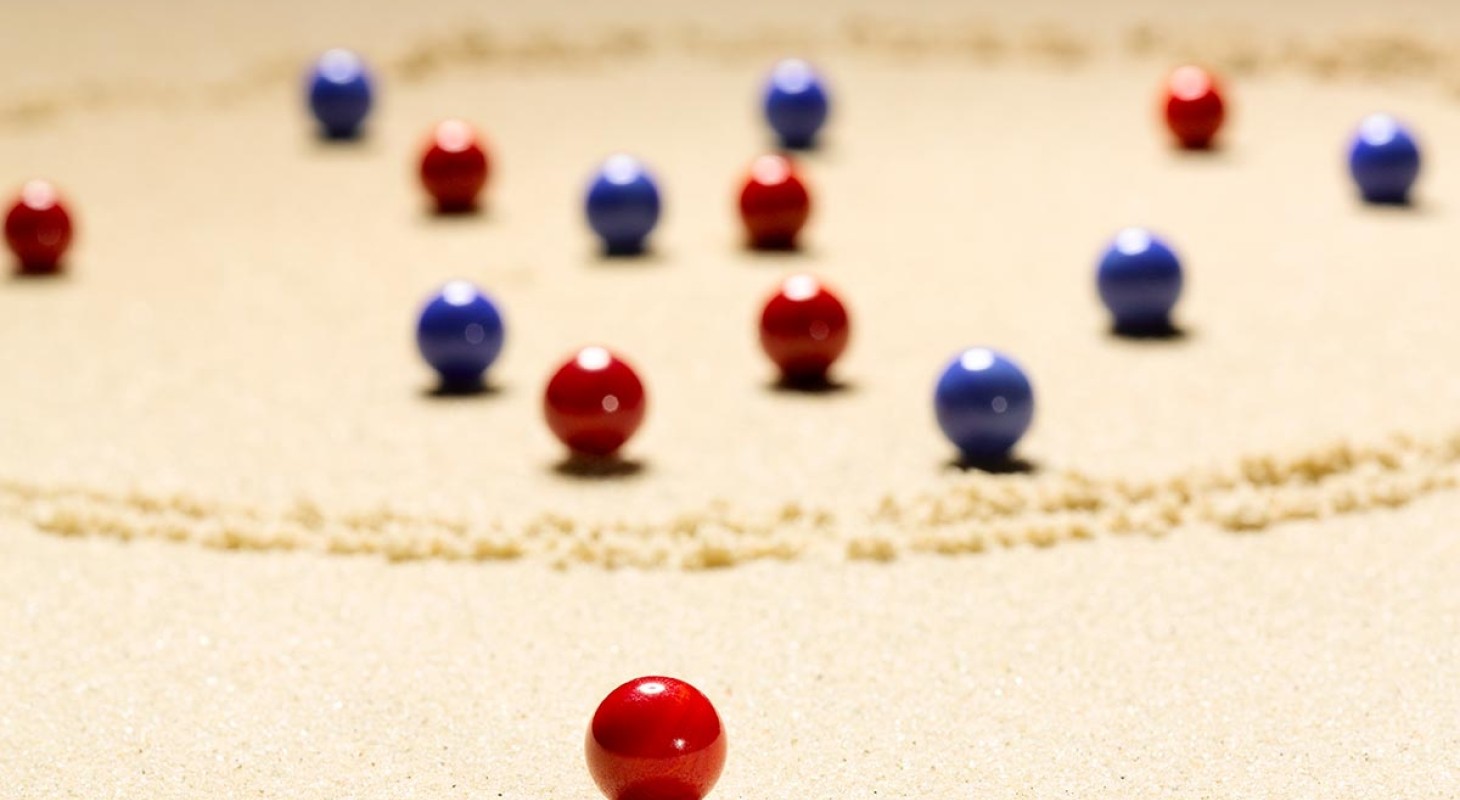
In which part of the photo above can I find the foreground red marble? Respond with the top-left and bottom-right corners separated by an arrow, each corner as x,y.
586,676 -> 727,800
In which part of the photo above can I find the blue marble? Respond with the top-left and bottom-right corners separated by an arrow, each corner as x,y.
1348,113 -> 1421,205
585,155 -> 662,256
416,280 -> 505,389
764,59 -> 830,150
307,49 -> 374,140
934,348 -> 1035,463
1097,228 -> 1183,335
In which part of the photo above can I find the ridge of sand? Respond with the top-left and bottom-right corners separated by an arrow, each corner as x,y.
6,427 -> 1456,568
3,18 -> 1460,129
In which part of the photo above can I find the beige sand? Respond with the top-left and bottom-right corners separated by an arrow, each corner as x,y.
2,0 -> 1460,794
5,503 -> 1459,796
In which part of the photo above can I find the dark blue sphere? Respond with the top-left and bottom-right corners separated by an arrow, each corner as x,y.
1348,114 -> 1421,205
1097,228 -> 1183,334
934,348 -> 1035,462
307,49 -> 374,139
416,281 -> 505,388
585,155 -> 661,256
764,59 -> 830,150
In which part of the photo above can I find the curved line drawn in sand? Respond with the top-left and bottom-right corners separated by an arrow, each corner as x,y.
2,19 -> 1459,128
3,430 -> 1456,569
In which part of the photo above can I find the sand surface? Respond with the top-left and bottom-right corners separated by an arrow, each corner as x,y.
3,0 -> 1460,795
5,502 -> 1459,797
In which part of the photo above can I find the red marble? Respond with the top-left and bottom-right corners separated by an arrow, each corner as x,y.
4,180 -> 73,275
586,676 -> 727,800
738,154 -> 810,250
544,346 -> 647,457
419,119 -> 490,213
1163,65 -> 1226,150
759,274 -> 850,382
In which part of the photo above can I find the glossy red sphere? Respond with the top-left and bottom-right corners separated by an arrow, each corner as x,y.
544,347 -> 647,457
1162,65 -> 1226,150
4,180 -> 73,275
586,676 -> 727,800
738,154 -> 810,250
419,119 -> 490,213
759,274 -> 850,381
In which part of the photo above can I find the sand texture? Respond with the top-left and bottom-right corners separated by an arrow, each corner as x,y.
2,0 -> 1460,795
5,503 -> 1459,797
